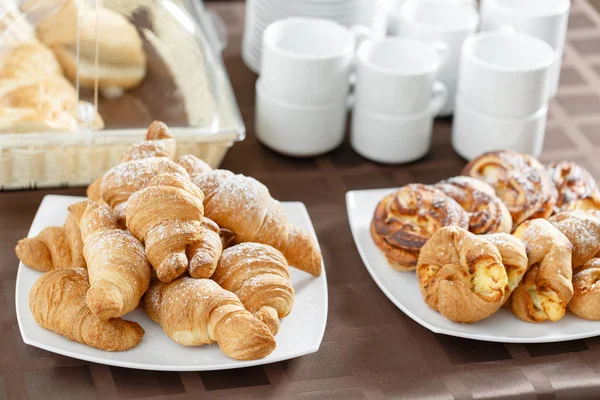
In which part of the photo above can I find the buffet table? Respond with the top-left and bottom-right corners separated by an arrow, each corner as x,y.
2,0 -> 600,398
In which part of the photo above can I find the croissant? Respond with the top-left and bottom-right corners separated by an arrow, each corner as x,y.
126,173 -> 222,282
434,176 -> 512,234
86,177 -> 103,203
485,233 -> 528,303
546,162 -> 600,212
212,243 -> 294,335
417,226 -> 508,323
549,211 -> 600,268
100,156 -> 189,226
569,258 -> 600,320
371,184 -> 469,271
510,219 -> 573,322
15,212 -> 85,271
144,277 -> 276,360
177,154 -> 213,180
462,150 -> 555,226
121,121 -> 176,162
68,200 -> 151,320
193,170 -> 322,276
30,268 -> 144,351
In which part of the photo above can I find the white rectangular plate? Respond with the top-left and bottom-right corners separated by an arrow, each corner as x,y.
16,195 -> 327,371
347,188 -> 600,343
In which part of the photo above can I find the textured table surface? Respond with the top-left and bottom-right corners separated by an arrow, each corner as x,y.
3,1 -> 600,399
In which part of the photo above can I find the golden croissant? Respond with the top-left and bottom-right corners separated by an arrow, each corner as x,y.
569,258 -> 600,320
212,243 -> 294,335
549,211 -> 600,269
510,219 -> 573,322
15,212 -> 85,271
121,121 -> 176,162
69,200 -> 151,320
417,226 -> 508,323
126,173 -> 222,282
193,170 -> 322,276
144,277 -> 276,360
30,268 -> 144,351
177,154 -> 213,180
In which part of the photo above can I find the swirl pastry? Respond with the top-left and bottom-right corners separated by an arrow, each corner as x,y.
546,162 -> 600,212
435,176 -> 512,234
462,150 -> 555,226
510,219 -> 573,322
417,226 -> 509,323
569,258 -> 600,320
371,184 -> 469,271
549,211 -> 600,268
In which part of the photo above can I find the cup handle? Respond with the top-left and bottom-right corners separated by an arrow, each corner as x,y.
431,41 -> 449,69
429,81 -> 449,116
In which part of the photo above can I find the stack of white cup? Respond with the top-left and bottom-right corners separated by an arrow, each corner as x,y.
452,31 -> 556,160
255,18 -> 370,157
480,0 -> 571,97
393,0 -> 480,116
351,38 -> 448,163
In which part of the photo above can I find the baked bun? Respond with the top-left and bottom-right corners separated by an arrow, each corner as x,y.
510,219 -> 573,322
462,150 -> 555,226
435,176 -> 512,234
371,184 -> 469,271
546,162 -> 600,212
569,258 -> 600,320
549,211 -> 600,268
485,233 -> 528,303
417,226 -> 508,323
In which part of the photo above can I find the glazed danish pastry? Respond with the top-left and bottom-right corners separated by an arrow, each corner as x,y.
546,161 -> 600,212
371,184 -> 469,271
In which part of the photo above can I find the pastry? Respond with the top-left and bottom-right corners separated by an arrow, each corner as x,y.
485,233 -> 528,303
34,0 -> 146,95
0,41 -> 62,80
177,154 -> 213,181
510,219 -> 573,322
212,243 -> 294,335
120,121 -> 176,162
371,184 -> 469,271
86,177 -> 103,203
69,200 -> 151,320
569,258 -> 600,320
194,170 -> 322,276
30,268 -> 144,351
15,212 -> 85,271
126,173 -> 222,282
435,176 -> 512,234
546,161 -> 600,212
462,150 -> 555,226
417,226 -> 508,323
144,277 -> 276,360
549,211 -> 600,268
100,156 -> 189,226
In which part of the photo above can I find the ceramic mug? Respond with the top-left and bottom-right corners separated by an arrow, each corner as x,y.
480,0 -> 570,97
452,96 -> 548,160
354,37 -> 448,116
261,17 -> 370,105
351,96 -> 446,164
396,0 -> 479,116
255,79 -> 348,157
457,31 -> 554,118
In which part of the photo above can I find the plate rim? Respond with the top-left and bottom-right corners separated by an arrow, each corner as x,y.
345,188 -> 600,344
16,195 -> 328,371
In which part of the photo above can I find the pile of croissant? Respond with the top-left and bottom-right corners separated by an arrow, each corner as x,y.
371,149 -> 600,324
15,121 -> 322,359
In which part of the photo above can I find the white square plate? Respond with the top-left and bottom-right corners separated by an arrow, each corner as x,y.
347,188 -> 600,343
16,195 -> 327,371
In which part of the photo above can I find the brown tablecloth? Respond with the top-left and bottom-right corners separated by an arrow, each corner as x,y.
3,1 -> 600,399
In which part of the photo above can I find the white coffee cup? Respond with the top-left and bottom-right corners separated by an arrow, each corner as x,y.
354,37 -> 448,116
480,0 -> 570,97
452,97 -> 548,160
351,97 -> 446,164
255,80 -> 347,157
396,0 -> 479,116
388,0 -> 478,36
261,17 -> 370,105
458,31 -> 554,118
